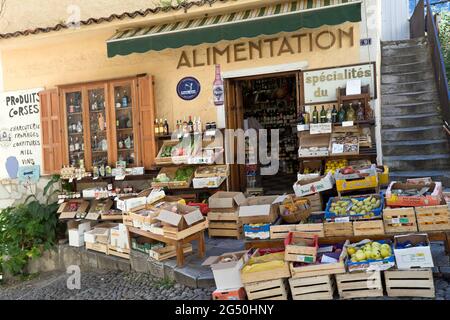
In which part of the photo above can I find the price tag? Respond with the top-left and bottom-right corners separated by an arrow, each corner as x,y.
296,255 -> 314,263
115,175 -> 126,181
297,124 -> 310,132
332,143 -> 344,154
400,218 -> 410,224
342,121 -> 354,127
68,178 -> 74,183
77,177 -> 82,181
93,177 -> 99,180
391,218 -> 400,224
107,184 -> 113,191
57,199 -> 65,205
335,217 -> 350,223
205,130 -> 216,137
310,123 -> 332,135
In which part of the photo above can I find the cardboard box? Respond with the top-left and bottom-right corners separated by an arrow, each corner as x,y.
385,181 -> 443,207
335,165 -> 378,192
156,203 -> 204,231
238,196 -> 280,225
212,288 -> 246,300
394,234 -> 434,269
243,223 -> 271,240
202,251 -> 249,291
110,224 -> 130,249
209,191 -> 246,210
116,189 -> 166,212
58,200 -> 90,220
377,166 -> 389,186
297,160 -> 322,181
193,176 -> 227,189
345,240 -> 396,272
298,132 -> 330,158
293,173 -> 334,197
84,228 -> 110,244
67,220 -> 91,247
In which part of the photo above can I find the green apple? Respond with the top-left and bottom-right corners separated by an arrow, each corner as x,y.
355,250 -> 366,262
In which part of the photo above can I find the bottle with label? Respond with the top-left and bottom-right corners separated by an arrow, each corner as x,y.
303,111 -> 310,124
197,117 -> 202,133
69,137 -> 75,153
74,137 -> 80,152
122,90 -> 129,108
297,112 -> 305,125
115,91 -> 121,109
69,97 -> 75,114
320,106 -> 327,123
188,116 -> 194,133
326,107 -> 332,123
357,102 -> 365,121
159,118 -> 164,134
331,105 -> 338,123
338,104 -> 346,123
99,165 -> 105,177
77,121 -> 83,133
346,103 -> 356,122
155,119 -> 159,135
98,113 -> 105,131
213,64 -> 225,106
163,119 -> 169,135
312,106 -> 319,124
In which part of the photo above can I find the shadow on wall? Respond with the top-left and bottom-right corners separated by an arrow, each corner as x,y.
0,177 -> 51,209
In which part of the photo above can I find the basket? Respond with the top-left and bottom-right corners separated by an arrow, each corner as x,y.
279,196 -> 312,224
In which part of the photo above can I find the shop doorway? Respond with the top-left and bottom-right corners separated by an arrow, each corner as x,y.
225,72 -> 301,195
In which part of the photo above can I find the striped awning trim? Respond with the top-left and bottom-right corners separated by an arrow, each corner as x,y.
107,0 -> 362,57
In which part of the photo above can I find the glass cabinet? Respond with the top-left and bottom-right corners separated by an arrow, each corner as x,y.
87,86 -> 109,168
64,90 -> 85,167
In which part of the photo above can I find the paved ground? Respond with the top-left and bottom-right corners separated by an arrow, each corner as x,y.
0,270 -> 214,300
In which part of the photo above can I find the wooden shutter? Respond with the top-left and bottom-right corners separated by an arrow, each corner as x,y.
39,89 -> 64,175
137,75 -> 156,169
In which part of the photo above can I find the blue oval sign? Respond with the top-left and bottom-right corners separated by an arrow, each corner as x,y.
177,77 -> 201,101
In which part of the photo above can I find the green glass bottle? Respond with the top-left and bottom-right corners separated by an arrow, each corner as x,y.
312,106 -> 319,124
331,105 -> 338,123
320,106 -> 327,123
338,104 -> 346,123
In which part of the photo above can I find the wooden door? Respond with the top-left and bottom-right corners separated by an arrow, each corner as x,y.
137,75 -> 156,169
108,79 -> 139,167
39,89 -> 64,174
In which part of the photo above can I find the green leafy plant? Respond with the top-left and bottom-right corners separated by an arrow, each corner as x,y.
0,175 -> 62,276
439,12 -> 450,82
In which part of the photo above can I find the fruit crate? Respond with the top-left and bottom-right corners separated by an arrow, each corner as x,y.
241,249 -> 291,284
155,140 -> 191,165
305,193 -> 323,212
353,220 -> 385,236
107,244 -> 130,260
415,205 -> 450,232
383,207 -> 418,234
244,279 -> 288,300
270,224 -> 297,240
151,166 -> 194,189
323,222 -> 354,237
384,269 -> 435,298
335,271 -> 383,299
289,275 -> 335,300
85,242 -> 108,255
296,223 -> 325,237
149,244 -> 193,261
325,194 -> 384,222
207,211 -> 242,239
284,232 -> 319,263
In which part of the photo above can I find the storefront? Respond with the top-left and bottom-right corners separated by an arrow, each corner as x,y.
0,0 -> 386,208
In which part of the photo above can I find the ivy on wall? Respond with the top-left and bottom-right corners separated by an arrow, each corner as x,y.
438,11 -> 450,82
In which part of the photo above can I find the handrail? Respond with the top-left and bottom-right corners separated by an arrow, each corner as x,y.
410,0 -> 425,38
425,0 -> 450,141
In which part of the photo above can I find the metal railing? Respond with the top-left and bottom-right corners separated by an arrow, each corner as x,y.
425,0 -> 450,140
410,0 -> 425,38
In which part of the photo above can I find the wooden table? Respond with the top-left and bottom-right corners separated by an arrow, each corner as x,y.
127,226 -> 206,267
245,231 -> 450,254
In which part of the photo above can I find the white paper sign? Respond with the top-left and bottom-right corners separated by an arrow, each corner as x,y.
0,88 -> 43,179
335,217 -> 350,223
303,63 -> 375,104
346,79 -> 362,95
297,124 -> 310,132
332,144 -> 344,154
310,123 -> 332,135
342,121 -> 354,127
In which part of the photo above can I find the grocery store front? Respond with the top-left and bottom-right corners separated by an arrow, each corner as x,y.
106,0 -> 378,195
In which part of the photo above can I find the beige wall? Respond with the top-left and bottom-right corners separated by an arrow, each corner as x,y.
1,22 -> 360,130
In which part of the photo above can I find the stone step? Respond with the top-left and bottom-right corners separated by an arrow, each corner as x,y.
382,71 -> 435,84
381,37 -> 427,49
381,61 -> 431,74
381,101 -> 441,116
382,46 -> 429,58
389,170 -> 450,187
381,80 -> 436,95
382,54 -> 429,66
382,125 -> 446,141
381,113 -> 442,129
382,91 -> 438,105
382,139 -> 449,156
383,154 -> 450,171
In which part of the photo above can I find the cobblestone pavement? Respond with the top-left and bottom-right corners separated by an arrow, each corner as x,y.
0,270 -> 214,300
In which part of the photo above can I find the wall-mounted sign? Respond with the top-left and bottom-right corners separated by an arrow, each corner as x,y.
0,88 -> 43,180
303,63 -> 376,105
360,38 -> 372,46
177,77 -> 201,101
17,165 -> 40,184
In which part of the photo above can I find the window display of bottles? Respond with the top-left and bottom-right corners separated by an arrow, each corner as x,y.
89,88 -> 108,167
304,102 -> 370,125
114,85 -> 135,167
66,91 -> 85,166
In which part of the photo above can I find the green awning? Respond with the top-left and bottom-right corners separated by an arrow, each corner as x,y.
107,0 -> 362,58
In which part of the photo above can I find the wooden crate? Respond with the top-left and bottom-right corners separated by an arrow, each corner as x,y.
324,222 -> 354,237
151,166 -> 194,189
353,220 -> 385,236
241,249 -> 291,284
305,193 -> 323,212
384,269 -> 435,298
207,211 -> 242,239
296,223 -> 325,237
244,279 -> 288,300
107,245 -> 130,260
85,242 -> 108,255
284,232 -> 318,263
270,225 -> 297,240
383,207 -> 418,234
161,220 -> 209,240
289,275 -> 335,300
336,271 -> 383,299
415,205 -> 450,232
289,240 -> 348,279
149,244 -> 193,261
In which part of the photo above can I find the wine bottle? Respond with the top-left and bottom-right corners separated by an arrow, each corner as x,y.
159,118 -> 164,134
163,119 -> 169,135
338,104 -> 346,123
357,102 -> 365,121
122,90 -> 129,108
69,137 -> 75,153
188,116 -> 194,133
320,106 -> 327,123
155,119 -> 160,135
346,103 -> 356,122
213,64 -> 225,106
116,92 -> 121,108
312,106 -> 319,124
331,105 -> 338,123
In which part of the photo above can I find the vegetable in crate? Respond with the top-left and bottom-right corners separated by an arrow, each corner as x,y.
174,167 -> 194,181
347,241 -> 392,262
160,146 -> 173,158
330,195 -> 381,216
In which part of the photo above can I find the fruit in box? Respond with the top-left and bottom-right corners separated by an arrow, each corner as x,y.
330,196 -> 381,217
348,241 -> 392,263
325,159 -> 348,174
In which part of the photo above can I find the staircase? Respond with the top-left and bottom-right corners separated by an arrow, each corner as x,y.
381,37 -> 450,187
